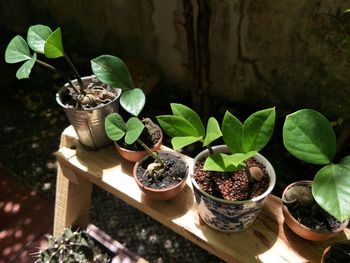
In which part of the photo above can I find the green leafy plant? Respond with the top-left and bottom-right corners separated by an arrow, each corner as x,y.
157,104 -> 276,178
283,109 -> 350,221
5,24 -> 145,116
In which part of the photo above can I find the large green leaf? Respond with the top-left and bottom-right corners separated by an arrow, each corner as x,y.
120,88 -> 145,116
157,115 -> 199,137
27,25 -> 52,54
5,36 -> 31,63
204,153 -> 248,172
242,108 -> 275,153
104,113 -> 126,141
125,117 -> 144,145
16,53 -> 37,79
203,117 -> 222,146
91,55 -> 132,90
283,109 -> 336,165
312,164 -> 350,221
44,28 -> 64,58
171,136 -> 202,150
171,103 -> 205,136
222,111 -> 244,153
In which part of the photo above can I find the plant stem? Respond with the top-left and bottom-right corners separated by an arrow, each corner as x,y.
136,138 -> 165,166
63,54 -> 85,95
244,161 -> 254,183
35,59 -> 79,94
206,145 -> 214,155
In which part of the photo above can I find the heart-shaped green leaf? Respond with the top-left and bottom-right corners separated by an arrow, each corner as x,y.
283,109 -> 336,165
243,107 -> 276,153
125,117 -> 144,145
104,113 -> 126,141
27,25 -> 52,54
91,55 -> 132,90
171,136 -> 202,150
171,103 -> 205,137
312,164 -> 350,221
120,88 -> 145,116
222,111 -> 243,153
204,153 -> 247,172
157,115 -> 199,138
5,36 -> 31,63
203,117 -> 222,146
16,53 -> 37,79
44,28 -> 64,58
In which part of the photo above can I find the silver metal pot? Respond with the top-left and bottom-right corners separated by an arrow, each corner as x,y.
56,76 -> 122,149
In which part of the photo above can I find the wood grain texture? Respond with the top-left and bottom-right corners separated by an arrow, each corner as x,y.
55,126 -> 350,263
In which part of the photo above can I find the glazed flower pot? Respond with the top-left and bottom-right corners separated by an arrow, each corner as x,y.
115,124 -> 163,163
190,145 -> 276,233
133,150 -> 188,200
56,75 -> 121,149
281,181 -> 349,241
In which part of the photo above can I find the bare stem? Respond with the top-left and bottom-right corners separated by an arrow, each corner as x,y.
35,59 -> 79,94
63,54 -> 85,95
244,161 -> 254,183
136,138 -> 165,166
206,145 -> 214,155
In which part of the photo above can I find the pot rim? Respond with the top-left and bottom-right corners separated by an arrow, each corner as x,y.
56,75 -> 122,111
190,145 -> 276,204
282,180 -> 349,234
133,150 -> 189,193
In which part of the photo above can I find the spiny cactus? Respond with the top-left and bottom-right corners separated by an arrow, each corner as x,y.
33,227 -> 110,263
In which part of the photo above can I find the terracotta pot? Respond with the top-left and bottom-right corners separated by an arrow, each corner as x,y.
281,181 -> 349,241
321,240 -> 350,263
115,124 -> 163,162
190,145 -> 276,233
133,150 -> 188,200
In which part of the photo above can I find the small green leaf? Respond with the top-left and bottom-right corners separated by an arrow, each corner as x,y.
204,153 -> 247,172
5,36 -> 31,63
344,8 -> 350,13
125,117 -> 144,144
171,103 -> 205,136
222,111 -> 243,153
27,25 -> 52,53
283,109 -> 336,165
243,107 -> 276,153
104,113 -> 126,141
157,115 -> 199,137
203,117 -> 222,146
44,28 -> 64,58
91,55 -> 132,89
313,164 -> 350,221
16,53 -> 37,79
120,88 -> 145,116
171,136 -> 202,150
340,155 -> 350,166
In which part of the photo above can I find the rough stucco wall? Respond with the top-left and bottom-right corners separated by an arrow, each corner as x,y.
1,0 -> 350,118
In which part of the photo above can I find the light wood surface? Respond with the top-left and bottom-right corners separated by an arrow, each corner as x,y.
54,126 -> 350,263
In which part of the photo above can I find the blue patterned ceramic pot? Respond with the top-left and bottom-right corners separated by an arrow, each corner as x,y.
190,145 -> 276,233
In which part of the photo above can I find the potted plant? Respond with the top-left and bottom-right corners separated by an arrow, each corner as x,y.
157,104 -> 276,232
321,240 -> 350,263
105,113 -> 188,200
5,24 -> 145,149
282,109 -> 350,241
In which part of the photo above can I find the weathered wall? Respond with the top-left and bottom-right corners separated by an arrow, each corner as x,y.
1,0 -> 350,118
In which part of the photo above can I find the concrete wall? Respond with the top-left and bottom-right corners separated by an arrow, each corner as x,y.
1,0 -> 350,118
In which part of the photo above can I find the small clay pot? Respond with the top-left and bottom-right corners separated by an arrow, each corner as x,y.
133,151 -> 188,200
282,181 -> 349,241
115,125 -> 163,162
321,240 -> 350,263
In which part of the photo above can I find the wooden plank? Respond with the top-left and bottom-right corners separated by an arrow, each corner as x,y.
56,126 -> 350,263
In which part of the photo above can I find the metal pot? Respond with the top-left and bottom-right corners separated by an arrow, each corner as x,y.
56,76 -> 122,149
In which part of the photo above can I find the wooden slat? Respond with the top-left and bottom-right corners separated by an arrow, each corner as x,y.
55,126 -> 350,263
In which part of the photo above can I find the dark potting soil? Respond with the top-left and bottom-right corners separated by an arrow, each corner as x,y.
324,243 -> 350,263
136,152 -> 187,189
286,201 -> 344,232
118,118 -> 161,151
60,77 -> 118,110
194,157 -> 270,201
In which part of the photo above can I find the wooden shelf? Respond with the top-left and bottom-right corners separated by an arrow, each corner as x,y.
54,126 -> 350,263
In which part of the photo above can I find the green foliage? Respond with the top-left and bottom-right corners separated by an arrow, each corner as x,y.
27,25 -> 52,54
282,109 -> 350,221
119,88 -> 146,117
204,151 -> 256,172
16,53 -> 36,79
5,35 -> 32,63
203,117 -> 222,147
44,28 -> 64,58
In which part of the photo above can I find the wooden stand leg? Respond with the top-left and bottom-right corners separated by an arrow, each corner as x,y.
53,163 -> 93,237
